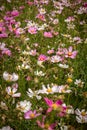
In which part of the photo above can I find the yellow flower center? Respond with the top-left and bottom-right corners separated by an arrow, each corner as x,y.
47,88 -> 52,93
81,112 -> 86,116
30,113 -> 35,118
68,52 -> 72,56
52,103 -> 58,110
67,78 -> 73,83
44,123 -> 49,129
10,91 -> 14,96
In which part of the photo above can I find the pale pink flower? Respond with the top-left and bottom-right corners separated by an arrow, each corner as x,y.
36,14 -> 46,21
28,26 -> 37,34
29,49 -> 37,56
24,110 -> 40,119
44,32 -> 53,38
47,49 -> 54,54
11,10 -> 19,17
64,46 -> 78,59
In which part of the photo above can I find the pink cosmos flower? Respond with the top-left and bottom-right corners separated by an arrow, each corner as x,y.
44,32 -> 53,38
2,49 -> 11,56
24,110 -> 40,119
37,116 -> 56,130
38,54 -> 47,62
27,1 -> 34,6
11,10 -> 19,17
36,14 -> 46,21
28,26 -> 37,34
64,46 -> 78,59
47,49 -> 54,54
44,98 -> 66,114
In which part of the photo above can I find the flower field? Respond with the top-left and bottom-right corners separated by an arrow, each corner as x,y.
0,0 -> 87,130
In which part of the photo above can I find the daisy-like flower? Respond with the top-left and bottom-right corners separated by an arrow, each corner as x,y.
0,126 -> 13,130
24,110 -> 40,119
28,26 -> 37,34
64,46 -> 78,59
38,8 -> 46,14
38,84 -> 58,95
27,88 -> 41,100
50,55 -> 62,63
29,49 -> 37,56
75,109 -> 87,123
57,85 -> 72,93
15,28 -> 24,35
44,98 -> 66,113
3,71 -> 19,82
16,100 -> 32,113
38,54 -> 47,62
5,83 -> 21,97
36,14 -> 46,21
74,79 -> 84,87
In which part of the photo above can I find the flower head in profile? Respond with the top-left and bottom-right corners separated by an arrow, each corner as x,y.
6,83 -> 21,97
44,32 -> 53,38
24,110 -> 40,119
3,71 -> 19,82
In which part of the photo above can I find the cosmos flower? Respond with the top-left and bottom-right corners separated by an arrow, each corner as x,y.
64,46 -> 78,59
44,32 -> 53,38
44,98 -> 66,114
24,110 -> 40,119
75,109 -> 87,123
3,71 -> 19,82
28,26 -> 37,34
27,88 -> 41,100
6,83 -> 21,97
16,100 -> 32,113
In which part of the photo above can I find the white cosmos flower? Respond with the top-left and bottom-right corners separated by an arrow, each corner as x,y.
38,84 -> 58,94
3,71 -> 19,82
0,126 -> 13,130
51,55 -> 62,63
59,63 -> 69,68
57,85 -> 71,93
74,79 -> 84,87
16,100 -> 32,113
27,88 -> 41,100
6,83 -> 21,97
75,109 -> 87,123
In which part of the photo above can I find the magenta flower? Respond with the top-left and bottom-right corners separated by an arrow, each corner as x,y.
44,32 -> 53,38
24,110 -> 40,119
38,54 -> 47,62
11,10 -> 19,17
37,116 -> 56,130
64,46 -> 78,59
28,26 -> 37,34
44,98 -> 66,114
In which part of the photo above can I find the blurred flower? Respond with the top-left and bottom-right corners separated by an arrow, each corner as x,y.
58,64 -> 69,69
6,83 -> 21,97
74,79 -> 84,87
28,26 -> 37,34
16,100 -> 32,113
38,54 -> 48,62
34,70 -> 45,76
44,32 -> 53,38
51,55 -> 62,63
24,110 -> 40,119
0,126 -> 13,130
27,88 -> 41,100
36,14 -> 46,21
0,101 -> 8,110
3,71 -> 19,82
64,46 -> 77,59
37,116 -> 56,130
75,109 -> 87,123
38,84 -> 58,94
44,98 -> 66,114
